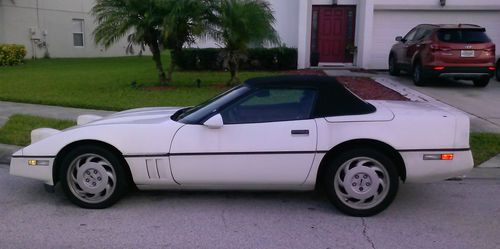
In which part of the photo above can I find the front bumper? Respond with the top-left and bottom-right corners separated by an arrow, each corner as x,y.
402,150 -> 473,183
9,156 -> 55,186
423,67 -> 494,80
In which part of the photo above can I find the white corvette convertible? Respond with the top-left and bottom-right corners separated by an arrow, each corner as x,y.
10,75 -> 473,216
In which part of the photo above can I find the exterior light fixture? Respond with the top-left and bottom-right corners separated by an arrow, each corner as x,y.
440,0 -> 446,7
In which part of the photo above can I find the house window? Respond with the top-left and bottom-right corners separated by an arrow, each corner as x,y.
72,19 -> 84,47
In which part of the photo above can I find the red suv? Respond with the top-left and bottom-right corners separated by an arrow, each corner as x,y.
389,24 -> 496,87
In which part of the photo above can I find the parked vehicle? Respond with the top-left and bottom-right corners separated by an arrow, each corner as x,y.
389,24 -> 496,87
10,75 -> 474,217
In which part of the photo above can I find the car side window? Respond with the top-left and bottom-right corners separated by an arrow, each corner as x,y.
220,88 -> 318,124
413,28 -> 432,42
404,28 -> 418,42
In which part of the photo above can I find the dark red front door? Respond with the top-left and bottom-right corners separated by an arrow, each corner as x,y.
312,6 -> 356,63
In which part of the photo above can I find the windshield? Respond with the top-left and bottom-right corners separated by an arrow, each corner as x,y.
173,85 -> 250,124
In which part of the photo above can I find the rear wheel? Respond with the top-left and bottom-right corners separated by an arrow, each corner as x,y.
473,77 -> 489,87
59,145 -> 129,209
388,55 -> 400,76
413,63 -> 426,86
323,149 -> 399,217
496,61 -> 500,81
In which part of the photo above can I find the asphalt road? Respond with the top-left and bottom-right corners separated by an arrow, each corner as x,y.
1,164 -> 500,249
384,73 -> 500,133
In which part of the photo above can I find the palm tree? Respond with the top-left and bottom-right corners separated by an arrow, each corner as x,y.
92,0 -> 168,85
209,0 -> 280,85
160,0 -> 213,82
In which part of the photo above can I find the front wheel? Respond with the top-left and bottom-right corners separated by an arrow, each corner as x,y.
323,149 -> 399,217
388,55 -> 400,76
59,145 -> 129,209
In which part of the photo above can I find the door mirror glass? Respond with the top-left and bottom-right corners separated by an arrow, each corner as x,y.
395,36 -> 403,42
203,114 -> 223,129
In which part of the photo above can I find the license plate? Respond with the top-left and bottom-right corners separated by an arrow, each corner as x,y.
461,50 -> 475,57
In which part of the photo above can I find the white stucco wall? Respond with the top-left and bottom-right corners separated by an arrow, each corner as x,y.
0,0 -> 133,58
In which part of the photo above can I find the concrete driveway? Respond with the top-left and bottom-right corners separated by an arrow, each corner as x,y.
381,73 -> 500,133
1,163 -> 500,249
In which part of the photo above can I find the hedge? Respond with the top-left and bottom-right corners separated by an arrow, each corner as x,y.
176,47 -> 297,71
0,44 -> 27,66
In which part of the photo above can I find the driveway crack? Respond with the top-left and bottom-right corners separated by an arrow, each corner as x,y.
361,218 -> 376,249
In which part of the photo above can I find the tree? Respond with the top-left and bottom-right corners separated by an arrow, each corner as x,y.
92,0 -> 168,85
159,0 -> 214,82
209,0 -> 280,85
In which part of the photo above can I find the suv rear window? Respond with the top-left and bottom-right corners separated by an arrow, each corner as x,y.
437,29 -> 491,43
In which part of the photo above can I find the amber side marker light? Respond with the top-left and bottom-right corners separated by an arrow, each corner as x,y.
423,153 -> 454,160
27,160 -> 50,166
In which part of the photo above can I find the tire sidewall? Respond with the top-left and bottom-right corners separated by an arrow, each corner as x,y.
388,55 -> 399,76
323,149 -> 399,217
59,145 -> 128,209
413,64 -> 424,86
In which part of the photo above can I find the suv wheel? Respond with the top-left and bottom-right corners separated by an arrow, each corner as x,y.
388,55 -> 400,76
473,77 -> 489,87
496,61 -> 500,82
413,63 -> 426,86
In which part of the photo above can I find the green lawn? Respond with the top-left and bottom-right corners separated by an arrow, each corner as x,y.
1,115 -> 499,167
470,132 -> 500,166
0,55 -> 277,111
0,114 -> 75,146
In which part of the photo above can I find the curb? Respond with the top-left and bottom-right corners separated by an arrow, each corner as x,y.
0,144 -> 21,165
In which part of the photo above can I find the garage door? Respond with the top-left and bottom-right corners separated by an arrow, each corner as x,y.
369,10 -> 500,69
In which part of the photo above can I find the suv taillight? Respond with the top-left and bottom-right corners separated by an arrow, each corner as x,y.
430,44 -> 451,52
484,46 -> 495,54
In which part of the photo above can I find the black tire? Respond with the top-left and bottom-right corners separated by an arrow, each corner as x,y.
59,145 -> 129,209
473,77 -> 489,87
388,55 -> 400,76
323,149 -> 399,217
412,63 -> 426,86
496,62 -> 500,82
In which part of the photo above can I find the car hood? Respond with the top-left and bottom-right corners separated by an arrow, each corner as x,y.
84,107 -> 183,126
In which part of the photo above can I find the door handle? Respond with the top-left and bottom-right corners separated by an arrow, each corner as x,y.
291,130 -> 309,135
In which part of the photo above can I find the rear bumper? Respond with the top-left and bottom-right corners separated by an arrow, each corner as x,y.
423,67 -> 494,79
401,150 -> 473,183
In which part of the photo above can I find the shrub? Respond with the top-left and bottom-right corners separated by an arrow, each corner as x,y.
0,44 -> 27,66
176,47 -> 297,71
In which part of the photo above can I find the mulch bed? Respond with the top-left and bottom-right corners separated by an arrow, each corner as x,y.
336,76 -> 409,101
141,69 -> 409,102
286,69 -> 408,101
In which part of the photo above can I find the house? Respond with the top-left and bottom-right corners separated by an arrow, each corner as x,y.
0,0 -> 131,58
2,0 -> 500,70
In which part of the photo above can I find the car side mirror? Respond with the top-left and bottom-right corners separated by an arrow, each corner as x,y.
395,36 -> 404,42
203,114 -> 223,129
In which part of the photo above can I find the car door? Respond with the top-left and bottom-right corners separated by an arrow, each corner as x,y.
169,87 -> 318,187
399,28 -> 419,65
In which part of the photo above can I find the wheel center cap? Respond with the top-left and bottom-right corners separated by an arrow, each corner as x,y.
350,173 -> 372,194
76,162 -> 109,194
343,166 -> 380,199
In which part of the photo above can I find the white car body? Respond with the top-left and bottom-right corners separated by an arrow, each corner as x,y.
9,75 -> 474,215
